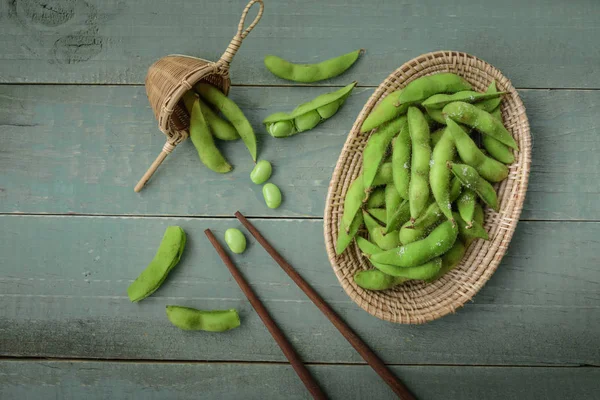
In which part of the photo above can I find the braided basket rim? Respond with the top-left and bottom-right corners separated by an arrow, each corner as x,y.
323,50 -> 532,324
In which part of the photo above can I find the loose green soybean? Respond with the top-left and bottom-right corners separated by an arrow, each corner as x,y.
443,101 -> 518,150
197,97 -> 240,141
391,119 -> 411,199
250,160 -> 273,184
363,116 -> 406,190
363,211 -> 400,250
457,189 -> 476,227
336,212 -> 364,255
354,269 -> 406,290
166,306 -> 240,332
183,93 -> 232,173
407,107 -> 431,222
447,118 -> 509,183
195,82 -> 257,161
430,127 -> 456,222
421,90 -> 506,109
371,220 -> 458,267
264,82 -> 357,137
224,228 -> 247,254
264,49 -> 363,83
449,162 -> 499,211
262,183 -> 282,209
128,226 -> 186,302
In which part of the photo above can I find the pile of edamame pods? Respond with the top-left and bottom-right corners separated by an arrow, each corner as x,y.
336,73 -> 518,291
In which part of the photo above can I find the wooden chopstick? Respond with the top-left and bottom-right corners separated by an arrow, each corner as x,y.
204,229 -> 327,400
234,211 -> 416,400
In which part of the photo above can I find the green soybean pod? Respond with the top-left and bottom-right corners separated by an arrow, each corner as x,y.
371,257 -> 443,280
427,240 -> 466,281
430,127 -> 445,148
482,107 -> 515,164
264,49 -> 363,83
476,81 -> 503,112
360,90 -> 409,133
262,183 -> 282,209
449,177 -> 463,202
457,189 -> 476,227
385,184 -> 402,227
395,73 -> 473,108
430,127 -> 456,222
182,93 -> 232,173
250,160 -> 273,184
197,97 -> 240,141
363,211 -> 400,251
399,201 -> 444,245
391,119 -> 411,199
443,101 -> 518,150
385,199 -> 411,234
449,162 -> 499,211
465,203 -> 486,247
454,212 -> 489,241
224,228 -> 247,254
127,226 -> 186,302
363,116 -> 406,190
264,82 -> 357,138
447,118 -> 509,183
426,107 -> 446,125
372,162 -> 394,186
365,187 -> 386,208
341,174 -> 366,231
354,269 -> 406,291
356,236 -> 383,256
336,211 -> 363,255
421,90 -> 506,109
166,306 -> 240,332
367,208 -> 387,225
407,107 -> 431,223
195,82 -> 257,161
371,220 -> 458,267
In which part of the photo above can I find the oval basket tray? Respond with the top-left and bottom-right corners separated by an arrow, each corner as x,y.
324,51 -> 532,324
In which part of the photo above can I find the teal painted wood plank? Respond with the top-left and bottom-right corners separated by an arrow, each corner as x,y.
1,85 -> 599,220
0,0 -> 599,88
1,361 -> 599,400
1,216 -> 598,365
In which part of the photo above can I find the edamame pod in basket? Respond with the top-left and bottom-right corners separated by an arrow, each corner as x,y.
166,306 -> 240,332
264,50 -> 363,83
449,162 -> 499,211
391,119 -> 411,199
430,127 -> 456,222
341,173 -> 366,231
457,189 -> 476,228
476,81 -> 503,112
336,212 -> 363,255
195,82 -> 257,161
421,90 -> 506,109
264,82 -> 356,137
197,97 -> 240,141
363,211 -> 400,251
128,226 -> 186,302
354,269 -> 406,291
407,107 -> 431,223
482,106 -> 515,164
363,116 -> 407,190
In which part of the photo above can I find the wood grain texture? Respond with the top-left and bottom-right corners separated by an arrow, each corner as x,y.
1,360 -> 599,400
1,216 -> 598,366
1,85 -> 599,220
1,0 -> 599,87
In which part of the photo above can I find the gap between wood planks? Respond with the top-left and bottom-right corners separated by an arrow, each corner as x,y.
0,355 -> 597,368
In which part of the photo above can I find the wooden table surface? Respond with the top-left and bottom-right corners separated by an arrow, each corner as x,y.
1,0 -> 599,398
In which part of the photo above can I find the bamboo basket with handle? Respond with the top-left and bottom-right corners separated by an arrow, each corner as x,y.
324,51 -> 532,324
134,0 -> 264,192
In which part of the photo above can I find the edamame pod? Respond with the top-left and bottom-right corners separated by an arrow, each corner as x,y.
197,97 -> 240,141
482,106 -> 515,164
443,101 -> 518,150
367,208 -> 387,225
399,201 -> 443,245
476,81 -> 503,112
449,177 -> 463,202
371,220 -> 458,267
166,306 -> 240,332
336,212 -> 363,255
447,119 -> 509,182
354,269 -> 406,290
455,212 -> 489,241
250,160 -> 273,184
262,183 -> 282,209
422,90 -> 506,109
457,189 -> 476,228
430,128 -> 445,148
395,73 -> 473,108
430,127 -> 456,222
264,49 -> 363,83
449,162 -> 499,211
360,90 -> 409,133
363,211 -> 400,250
264,82 -> 357,137
365,187 -> 386,208
195,82 -> 257,161
465,204 -> 486,247
407,107 -> 431,222
183,93 -> 232,173
372,162 -> 393,186
341,174 -> 366,231
371,257 -> 443,280
391,119 -> 411,199
426,107 -> 446,125
128,226 -> 186,302
428,240 -> 466,281
224,228 -> 247,254
363,116 -> 406,189
385,199 -> 411,234
385,184 -> 402,227
356,236 -> 383,256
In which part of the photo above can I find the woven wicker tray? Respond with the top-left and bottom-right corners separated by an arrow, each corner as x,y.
324,51 -> 531,324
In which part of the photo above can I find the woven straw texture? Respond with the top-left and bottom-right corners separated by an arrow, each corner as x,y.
324,51 -> 531,324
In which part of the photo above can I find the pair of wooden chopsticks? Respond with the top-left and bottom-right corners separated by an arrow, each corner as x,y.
204,211 -> 415,400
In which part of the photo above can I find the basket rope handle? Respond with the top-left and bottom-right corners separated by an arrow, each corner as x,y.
217,0 -> 264,67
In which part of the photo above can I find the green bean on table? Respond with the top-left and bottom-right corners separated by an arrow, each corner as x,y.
224,228 -> 247,254
262,183 -> 282,209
